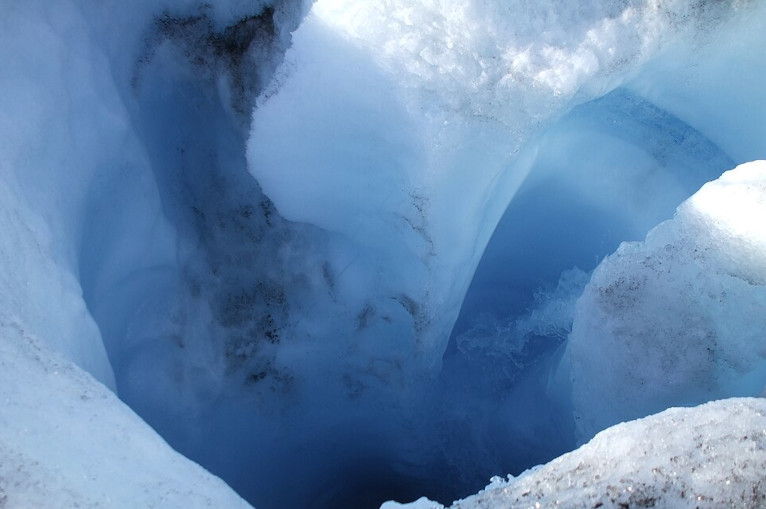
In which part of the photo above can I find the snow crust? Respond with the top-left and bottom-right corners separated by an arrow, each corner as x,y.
386,398 -> 766,509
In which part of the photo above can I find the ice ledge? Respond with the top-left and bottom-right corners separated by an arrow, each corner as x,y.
384,397 -> 766,509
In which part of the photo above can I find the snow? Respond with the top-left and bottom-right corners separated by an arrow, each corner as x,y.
386,398 -> 766,509
570,161 -> 766,442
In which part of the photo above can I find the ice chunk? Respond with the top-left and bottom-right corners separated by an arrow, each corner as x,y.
441,398 -> 766,509
381,497 -> 445,509
569,161 -> 766,441
0,320 -> 251,508
249,0 -> 750,376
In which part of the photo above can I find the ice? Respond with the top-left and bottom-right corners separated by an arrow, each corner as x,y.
437,83 -> 736,487
2,0 -> 766,508
381,497 -> 445,509
0,0 -> 306,505
392,398 -> 766,509
248,0 -> 755,390
569,161 -> 766,442
0,318 -> 250,508
0,0 -> 140,390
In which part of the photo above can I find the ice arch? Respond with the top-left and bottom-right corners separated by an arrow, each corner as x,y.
249,0 -> 754,389
437,87 -> 735,492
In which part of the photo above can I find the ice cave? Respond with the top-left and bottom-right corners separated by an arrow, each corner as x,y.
2,0 -> 766,508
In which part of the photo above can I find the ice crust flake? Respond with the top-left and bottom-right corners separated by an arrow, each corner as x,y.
386,398 -> 766,509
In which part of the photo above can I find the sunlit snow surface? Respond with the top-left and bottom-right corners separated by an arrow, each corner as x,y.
2,0 -> 766,508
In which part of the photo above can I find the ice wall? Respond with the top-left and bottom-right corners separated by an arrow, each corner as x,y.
435,87 -> 736,487
0,0 -> 310,393
0,0 -> 155,390
0,0 -> 313,506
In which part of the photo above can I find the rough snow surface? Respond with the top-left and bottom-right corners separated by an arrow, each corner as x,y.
570,161 -> 766,441
384,398 -> 766,509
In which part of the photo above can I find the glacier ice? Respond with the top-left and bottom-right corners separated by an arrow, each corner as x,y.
1,0 -> 766,508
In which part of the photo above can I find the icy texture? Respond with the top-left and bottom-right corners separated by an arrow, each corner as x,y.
387,398 -> 766,509
3,0 -> 766,508
570,161 -> 766,441
0,321 -> 250,508
0,0 -> 304,388
382,498 -> 444,509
